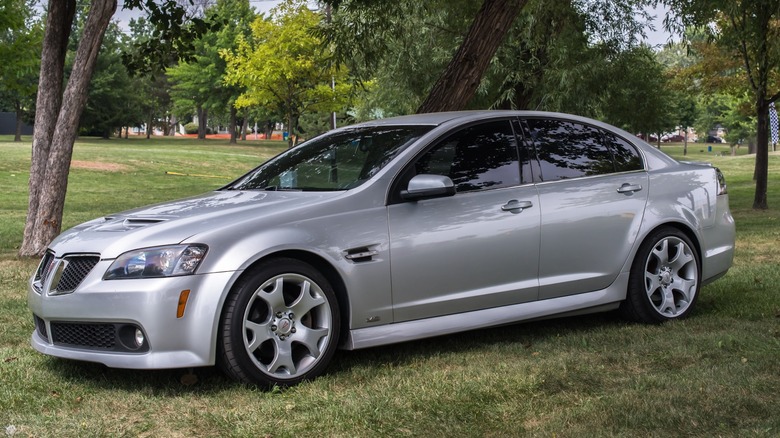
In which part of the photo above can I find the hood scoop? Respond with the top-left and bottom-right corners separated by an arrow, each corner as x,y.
95,217 -> 168,232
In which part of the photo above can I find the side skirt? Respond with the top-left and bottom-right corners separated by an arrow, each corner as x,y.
341,272 -> 628,350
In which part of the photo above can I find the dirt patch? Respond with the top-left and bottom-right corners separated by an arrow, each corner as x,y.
71,160 -> 129,172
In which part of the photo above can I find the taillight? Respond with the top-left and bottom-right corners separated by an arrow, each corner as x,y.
715,168 -> 727,195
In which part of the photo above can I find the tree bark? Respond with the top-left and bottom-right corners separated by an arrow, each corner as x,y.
197,105 -> 208,139
228,105 -> 237,144
754,99 -> 769,209
19,0 -> 117,257
146,110 -> 153,139
241,109 -> 248,141
14,100 -> 23,142
416,0 -> 527,113
20,0 -> 77,256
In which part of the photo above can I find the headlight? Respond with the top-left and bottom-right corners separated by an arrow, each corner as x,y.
104,245 -> 208,280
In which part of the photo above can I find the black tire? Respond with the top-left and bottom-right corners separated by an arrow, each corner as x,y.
620,227 -> 701,324
218,258 -> 340,388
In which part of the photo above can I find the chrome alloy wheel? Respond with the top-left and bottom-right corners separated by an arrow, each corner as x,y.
643,235 -> 699,317
242,273 -> 334,379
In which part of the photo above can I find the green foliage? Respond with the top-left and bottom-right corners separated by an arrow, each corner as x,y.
669,0 -> 780,208
121,0 -> 217,76
223,0 -> 354,145
323,0 -> 666,123
79,24 -> 141,137
594,46 -> 676,136
167,0 -> 254,136
0,0 -> 42,127
183,122 -> 199,134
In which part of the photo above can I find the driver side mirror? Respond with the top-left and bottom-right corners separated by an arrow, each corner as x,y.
400,174 -> 456,201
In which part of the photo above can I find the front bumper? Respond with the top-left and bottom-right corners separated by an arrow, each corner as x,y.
28,259 -> 236,369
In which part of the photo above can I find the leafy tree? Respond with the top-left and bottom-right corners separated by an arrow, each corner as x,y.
324,0 -> 655,120
320,0 -> 478,118
0,0 -> 42,141
595,46 -> 677,143
21,0 -> 210,257
223,0 -> 352,147
168,0 -> 253,141
78,22 -> 143,138
669,0 -> 780,209
324,0 -> 654,114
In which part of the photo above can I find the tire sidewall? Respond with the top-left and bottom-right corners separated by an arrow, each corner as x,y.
219,258 -> 340,388
624,228 -> 701,323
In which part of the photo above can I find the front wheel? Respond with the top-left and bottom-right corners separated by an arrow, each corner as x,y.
218,258 -> 340,388
620,228 -> 701,324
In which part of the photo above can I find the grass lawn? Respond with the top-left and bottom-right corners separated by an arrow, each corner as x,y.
1,136 -> 778,437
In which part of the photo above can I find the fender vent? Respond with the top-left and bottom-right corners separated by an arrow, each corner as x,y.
344,246 -> 379,263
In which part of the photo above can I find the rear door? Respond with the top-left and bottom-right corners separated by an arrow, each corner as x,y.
521,118 -> 649,300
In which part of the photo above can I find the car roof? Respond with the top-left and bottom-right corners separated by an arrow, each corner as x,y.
350,110 -> 622,129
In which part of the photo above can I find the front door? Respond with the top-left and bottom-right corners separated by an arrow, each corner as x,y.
387,120 -> 541,322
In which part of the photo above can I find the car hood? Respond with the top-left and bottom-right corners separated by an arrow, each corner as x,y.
49,190 -> 342,259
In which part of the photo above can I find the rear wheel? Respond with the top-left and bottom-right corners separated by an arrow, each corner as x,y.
218,258 -> 340,388
621,227 -> 700,323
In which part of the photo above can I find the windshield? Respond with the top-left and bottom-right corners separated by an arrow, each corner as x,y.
226,125 -> 433,191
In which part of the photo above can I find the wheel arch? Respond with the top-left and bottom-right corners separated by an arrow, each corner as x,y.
221,249 -> 351,343
638,221 -> 703,265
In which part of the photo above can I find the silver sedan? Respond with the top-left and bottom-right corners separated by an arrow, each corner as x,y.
28,111 -> 735,388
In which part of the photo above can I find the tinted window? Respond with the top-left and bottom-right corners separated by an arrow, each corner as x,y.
414,121 -> 520,193
526,119 -> 614,181
604,132 -> 643,172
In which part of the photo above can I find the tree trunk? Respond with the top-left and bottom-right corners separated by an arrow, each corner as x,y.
21,0 -> 76,256
146,110 -> 153,139
228,105 -> 237,144
287,111 -> 294,148
14,100 -> 23,142
20,0 -> 117,257
416,0 -> 527,113
241,109 -> 248,141
169,115 -> 177,136
197,106 -> 208,139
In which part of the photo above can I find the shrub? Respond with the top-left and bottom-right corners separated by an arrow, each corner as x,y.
183,123 -> 198,134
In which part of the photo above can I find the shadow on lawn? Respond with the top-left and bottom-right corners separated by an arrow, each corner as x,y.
39,310 -> 644,393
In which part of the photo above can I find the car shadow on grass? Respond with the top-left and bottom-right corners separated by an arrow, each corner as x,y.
38,311 -> 639,393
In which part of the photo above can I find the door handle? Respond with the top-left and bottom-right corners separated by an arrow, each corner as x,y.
616,183 -> 643,194
501,200 -> 533,212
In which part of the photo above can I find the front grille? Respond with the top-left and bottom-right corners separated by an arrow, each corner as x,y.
51,322 -> 116,349
53,256 -> 100,293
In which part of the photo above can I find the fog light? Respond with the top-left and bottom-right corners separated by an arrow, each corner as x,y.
135,328 -> 145,347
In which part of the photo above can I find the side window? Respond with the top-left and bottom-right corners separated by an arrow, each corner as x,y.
414,121 -> 521,193
526,119 -> 614,181
603,132 -> 643,172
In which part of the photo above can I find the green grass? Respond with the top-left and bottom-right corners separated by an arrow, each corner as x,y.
1,136 -> 779,436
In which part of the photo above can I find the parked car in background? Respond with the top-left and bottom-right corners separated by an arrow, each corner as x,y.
704,135 -> 726,143
661,134 -> 686,142
28,111 -> 736,388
